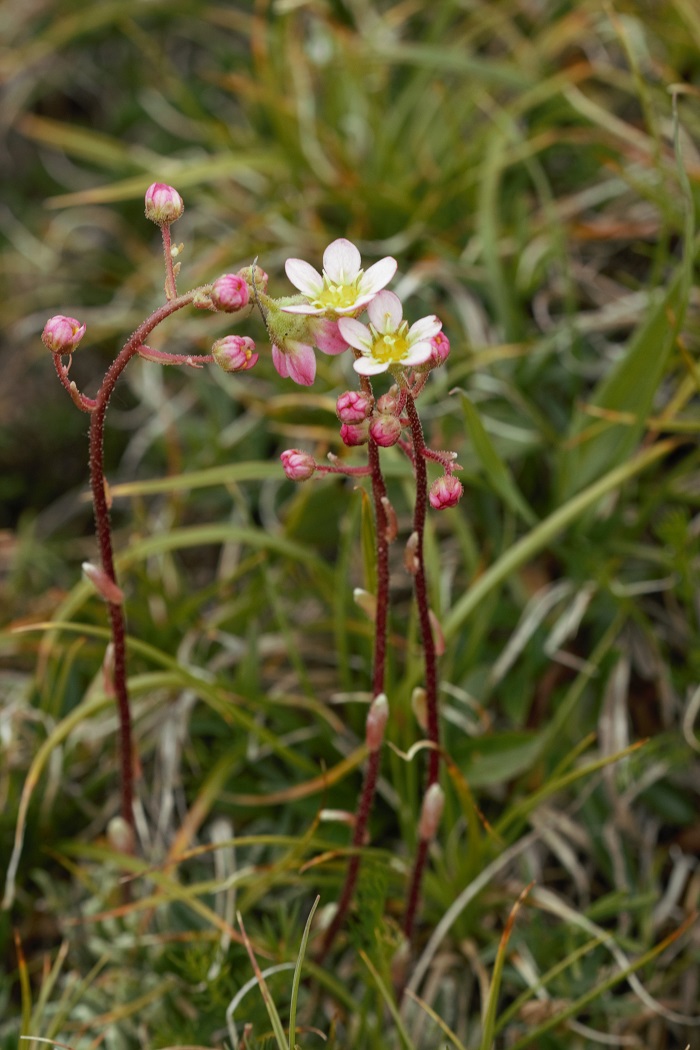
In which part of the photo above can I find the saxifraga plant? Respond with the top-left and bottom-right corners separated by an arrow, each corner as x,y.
40,182 -> 461,946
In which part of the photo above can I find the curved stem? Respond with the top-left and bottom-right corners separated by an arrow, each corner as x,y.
87,287 -> 206,837
318,378 -> 391,959
402,389 -> 440,943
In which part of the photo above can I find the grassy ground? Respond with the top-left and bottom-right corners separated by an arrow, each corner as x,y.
1,1 -> 700,1047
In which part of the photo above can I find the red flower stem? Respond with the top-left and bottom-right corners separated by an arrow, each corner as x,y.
52,354 -> 96,412
318,378 -> 390,960
86,287 -> 206,837
160,224 -> 178,301
402,389 -> 440,943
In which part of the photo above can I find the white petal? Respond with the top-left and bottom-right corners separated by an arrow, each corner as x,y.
359,256 -> 397,295
407,315 -> 441,343
323,238 -> 361,283
353,356 -> 389,376
367,290 -> 403,332
280,302 -> 325,315
337,317 -> 373,352
402,342 -> 433,367
285,258 -> 323,297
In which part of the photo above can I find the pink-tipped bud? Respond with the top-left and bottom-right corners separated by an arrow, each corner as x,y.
366,693 -> 389,751
411,687 -> 427,730
210,273 -> 250,312
376,390 -> 400,415
404,531 -> 420,575
42,315 -> 86,355
340,420 -> 369,447
238,263 -> 269,295
281,449 -> 316,481
418,783 -> 445,842
429,474 -> 463,510
144,182 -> 184,225
336,390 -> 372,424
212,335 -> 258,373
369,413 -> 402,448
82,562 -> 125,605
428,331 -> 450,368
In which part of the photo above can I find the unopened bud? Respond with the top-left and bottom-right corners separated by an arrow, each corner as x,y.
82,562 -> 125,605
369,413 -> 402,448
144,182 -> 184,225
366,693 -> 389,751
336,390 -> 373,424
429,609 -> 446,656
404,531 -> 420,574
211,273 -> 250,312
418,783 -> 445,842
239,263 -> 269,295
353,588 -> 376,622
429,474 -> 463,510
411,686 -> 427,730
340,421 -> 370,447
42,315 -> 86,354
375,390 -> 400,415
428,332 -> 450,367
107,815 -> 135,854
280,449 -> 316,481
212,335 -> 258,373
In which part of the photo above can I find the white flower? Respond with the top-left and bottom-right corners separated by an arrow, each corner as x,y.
338,291 -> 441,376
282,238 -> 396,317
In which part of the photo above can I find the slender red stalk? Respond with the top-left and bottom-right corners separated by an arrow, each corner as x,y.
402,389 -> 440,942
318,379 -> 391,960
77,287 -> 208,837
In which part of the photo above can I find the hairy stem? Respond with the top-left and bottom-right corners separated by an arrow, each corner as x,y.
402,389 -> 440,942
318,378 -> 390,959
86,287 -> 208,837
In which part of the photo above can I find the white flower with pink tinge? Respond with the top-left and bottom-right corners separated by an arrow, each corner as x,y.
338,291 -> 442,376
282,238 -> 397,317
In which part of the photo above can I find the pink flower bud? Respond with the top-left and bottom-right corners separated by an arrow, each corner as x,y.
41,315 -> 86,354
238,263 -> 269,294
212,335 -> 258,373
369,413 -> 402,448
82,562 -> 125,604
336,390 -> 373,424
144,182 -> 184,225
428,331 -> 450,367
375,390 -> 400,415
366,693 -> 389,751
340,420 -> 369,447
429,474 -> 463,510
418,783 -> 445,842
281,449 -> 316,481
210,273 -> 250,312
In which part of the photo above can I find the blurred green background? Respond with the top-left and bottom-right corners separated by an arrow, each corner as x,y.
2,1 -> 700,1047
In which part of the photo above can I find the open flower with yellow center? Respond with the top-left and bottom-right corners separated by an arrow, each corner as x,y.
282,238 -> 396,317
338,291 -> 442,376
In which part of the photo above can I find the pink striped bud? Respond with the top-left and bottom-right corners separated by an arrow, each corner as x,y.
144,182 -> 184,225
336,390 -> 372,424
280,449 -> 316,481
428,331 -> 450,367
418,783 -> 445,842
365,693 -> 389,751
82,562 -> 125,605
340,420 -> 369,447
42,315 -> 86,354
429,474 -> 463,510
212,335 -> 258,373
369,413 -> 402,448
211,273 -> 250,312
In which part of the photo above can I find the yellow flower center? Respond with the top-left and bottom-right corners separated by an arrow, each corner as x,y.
368,319 -> 410,363
312,276 -> 363,311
